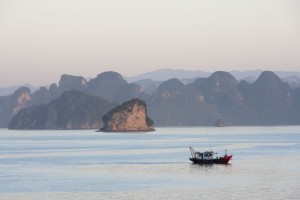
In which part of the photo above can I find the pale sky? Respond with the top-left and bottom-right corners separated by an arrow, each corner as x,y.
0,0 -> 300,87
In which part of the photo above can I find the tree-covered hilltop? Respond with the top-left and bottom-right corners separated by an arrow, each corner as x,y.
8,90 -> 115,129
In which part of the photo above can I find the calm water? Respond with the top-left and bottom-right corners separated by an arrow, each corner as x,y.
0,127 -> 299,200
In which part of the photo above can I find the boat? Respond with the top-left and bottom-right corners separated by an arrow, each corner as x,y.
189,147 -> 232,164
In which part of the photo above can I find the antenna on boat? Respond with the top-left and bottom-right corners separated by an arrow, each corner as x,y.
189,147 -> 196,158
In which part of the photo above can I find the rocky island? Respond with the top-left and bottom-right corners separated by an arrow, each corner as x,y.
3,70 -> 300,129
100,98 -> 155,132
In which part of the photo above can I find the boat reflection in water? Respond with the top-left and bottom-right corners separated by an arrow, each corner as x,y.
189,147 -> 232,164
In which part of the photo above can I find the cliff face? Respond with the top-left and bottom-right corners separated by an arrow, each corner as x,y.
101,98 -> 155,132
11,87 -> 32,115
0,87 -> 32,128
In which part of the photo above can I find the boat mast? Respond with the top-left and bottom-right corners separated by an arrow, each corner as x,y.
189,147 -> 196,158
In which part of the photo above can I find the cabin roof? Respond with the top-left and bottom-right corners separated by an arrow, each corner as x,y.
194,151 -> 214,156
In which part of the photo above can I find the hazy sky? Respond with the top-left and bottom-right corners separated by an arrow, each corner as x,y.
0,0 -> 300,87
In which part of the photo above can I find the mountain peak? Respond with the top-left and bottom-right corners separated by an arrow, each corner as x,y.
59,74 -> 88,92
96,71 -> 123,80
256,71 -> 282,84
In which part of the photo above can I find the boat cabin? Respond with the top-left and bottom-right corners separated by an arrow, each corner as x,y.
190,147 -> 214,160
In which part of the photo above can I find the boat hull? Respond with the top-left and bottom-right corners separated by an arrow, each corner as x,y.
189,155 -> 232,164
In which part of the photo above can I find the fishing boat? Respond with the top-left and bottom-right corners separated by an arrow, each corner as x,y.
189,147 -> 232,164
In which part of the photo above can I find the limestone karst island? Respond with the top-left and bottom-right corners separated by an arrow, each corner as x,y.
4,70 -> 300,130
100,98 -> 155,132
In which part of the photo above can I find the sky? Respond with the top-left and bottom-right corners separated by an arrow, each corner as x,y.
0,0 -> 300,87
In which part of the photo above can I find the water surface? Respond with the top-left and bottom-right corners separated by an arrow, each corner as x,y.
0,127 -> 299,199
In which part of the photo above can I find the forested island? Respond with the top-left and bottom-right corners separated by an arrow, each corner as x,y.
1,70 -> 299,130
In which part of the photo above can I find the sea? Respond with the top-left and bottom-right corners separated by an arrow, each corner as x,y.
0,126 -> 299,200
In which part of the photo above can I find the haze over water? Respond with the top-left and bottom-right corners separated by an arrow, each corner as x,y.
0,126 -> 299,199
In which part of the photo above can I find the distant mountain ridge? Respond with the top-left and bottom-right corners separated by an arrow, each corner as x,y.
125,69 -> 210,82
4,70 -> 300,129
126,69 -> 300,94
145,70 -> 299,126
1,69 -> 299,95
125,68 -> 300,82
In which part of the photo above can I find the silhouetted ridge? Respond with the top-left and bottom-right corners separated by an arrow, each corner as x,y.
239,71 -> 293,124
2,70 -> 300,128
